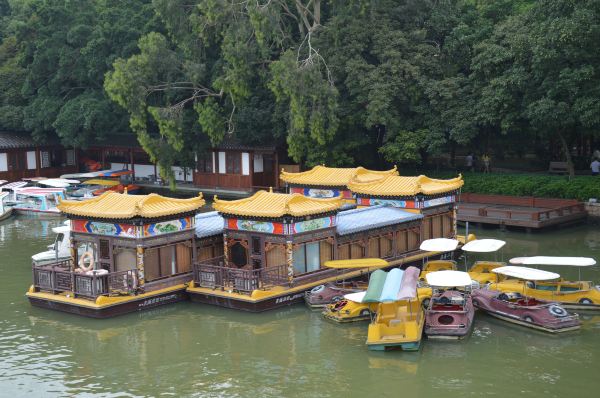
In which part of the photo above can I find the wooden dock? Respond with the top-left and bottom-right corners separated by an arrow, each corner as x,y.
457,193 -> 587,230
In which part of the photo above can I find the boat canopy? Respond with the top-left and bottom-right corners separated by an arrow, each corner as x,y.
419,238 -> 460,252
510,256 -> 596,267
379,268 -> 404,302
82,179 -> 121,187
323,258 -> 389,269
38,178 -> 80,188
492,266 -> 560,281
52,220 -> 70,234
60,169 -> 133,179
0,180 -> 7,185
1,181 -> 27,191
426,270 -> 472,287
14,187 -> 65,197
343,291 -> 366,303
397,266 -> 420,300
363,270 -> 387,303
461,239 -> 506,253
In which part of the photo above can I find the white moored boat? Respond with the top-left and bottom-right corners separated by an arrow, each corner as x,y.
32,221 -> 71,266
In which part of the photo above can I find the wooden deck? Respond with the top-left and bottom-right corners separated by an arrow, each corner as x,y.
457,193 -> 587,229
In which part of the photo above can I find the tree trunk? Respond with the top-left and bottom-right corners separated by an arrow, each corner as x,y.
557,130 -> 575,179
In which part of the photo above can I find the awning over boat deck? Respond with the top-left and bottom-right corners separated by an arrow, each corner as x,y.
195,211 -> 224,238
335,205 -> 423,235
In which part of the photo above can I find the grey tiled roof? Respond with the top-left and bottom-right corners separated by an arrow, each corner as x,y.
195,211 -> 225,238
336,205 -> 423,236
0,131 -> 60,149
0,132 -> 36,149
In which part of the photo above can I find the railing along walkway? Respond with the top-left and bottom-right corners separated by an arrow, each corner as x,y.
33,260 -> 136,299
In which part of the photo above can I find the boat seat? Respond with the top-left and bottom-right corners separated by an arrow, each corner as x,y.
517,299 -> 540,306
389,319 -> 402,326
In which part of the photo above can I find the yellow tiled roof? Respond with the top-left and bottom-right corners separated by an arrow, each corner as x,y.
348,175 -> 464,196
280,165 -> 398,187
58,192 -> 205,219
213,190 -> 343,217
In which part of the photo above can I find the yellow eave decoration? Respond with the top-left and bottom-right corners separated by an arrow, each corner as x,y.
280,165 -> 398,187
348,174 -> 464,196
57,192 -> 205,219
213,190 -> 343,217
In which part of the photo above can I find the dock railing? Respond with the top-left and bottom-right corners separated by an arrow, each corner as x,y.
32,260 -> 136,299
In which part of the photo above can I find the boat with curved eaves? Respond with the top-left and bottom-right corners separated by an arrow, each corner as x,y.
474,266 -> 580,333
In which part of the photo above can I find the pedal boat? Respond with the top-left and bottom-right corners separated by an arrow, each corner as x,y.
322,267 -> 388,322
366,266 -> 425,351
490,257 -> 600,310
305,281 -> 367,310
31,221 -> 72,266
473,266 -> 580,333
424,270 -> 475,340
307,259 -> 383,310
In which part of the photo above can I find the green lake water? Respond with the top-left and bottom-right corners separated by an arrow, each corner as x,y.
1,216 -> 600,397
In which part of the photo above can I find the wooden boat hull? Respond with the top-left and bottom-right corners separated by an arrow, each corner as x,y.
188,289 -> 306,312
27,286 -> 188,319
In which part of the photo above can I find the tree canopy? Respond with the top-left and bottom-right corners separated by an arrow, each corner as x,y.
1,0 -> 599,182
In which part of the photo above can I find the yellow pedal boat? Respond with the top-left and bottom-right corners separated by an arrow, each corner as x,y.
366,266 -> 424,351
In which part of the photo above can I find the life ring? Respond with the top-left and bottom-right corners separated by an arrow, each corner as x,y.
311,285 -> 325,294
79,251 -> 95,272
548,305 -> 568,317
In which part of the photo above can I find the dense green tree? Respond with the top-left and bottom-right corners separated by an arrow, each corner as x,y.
0,0 -> 158,147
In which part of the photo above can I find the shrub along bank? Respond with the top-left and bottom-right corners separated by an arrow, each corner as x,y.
439,173 -> 600,202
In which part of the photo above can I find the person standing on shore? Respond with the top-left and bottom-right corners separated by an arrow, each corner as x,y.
482,153 -> 491,173
591,158 -> 600,176
465,153 -> 474,172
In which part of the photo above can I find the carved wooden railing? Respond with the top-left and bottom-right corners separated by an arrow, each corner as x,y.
32,260 -> 136,299
193,257 -> 289,294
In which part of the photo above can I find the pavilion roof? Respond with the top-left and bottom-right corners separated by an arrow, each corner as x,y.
280,165 -> 398,187
348,174 -> 464,197
58,192 -> 205,219
213,190 -> 343,218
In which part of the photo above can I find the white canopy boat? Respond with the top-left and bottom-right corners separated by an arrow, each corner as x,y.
11,187 -> 66,216
473,266 -> 580,332
32,221 -> 71,266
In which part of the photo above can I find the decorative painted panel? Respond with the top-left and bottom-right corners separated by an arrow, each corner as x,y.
357,195 -> 455,209
422,195 -> 455,208
227,218 -> 285,234
291,216 -> 335,233
72,219 -> 139,238
356,197 -> 416,209
290,187 -> 352,199
143,216 -> 194,237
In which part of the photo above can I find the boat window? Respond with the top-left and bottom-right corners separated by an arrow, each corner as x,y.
559,285 -> 580,292
266,244 -> 286,267
535,284 -> 558,291
114,248 -> 136,272
55,233 -> 65,247
230,241 -> 248,268
251,236 -> 262,255
292,241 -> 324,274
99,239 -> 110,259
